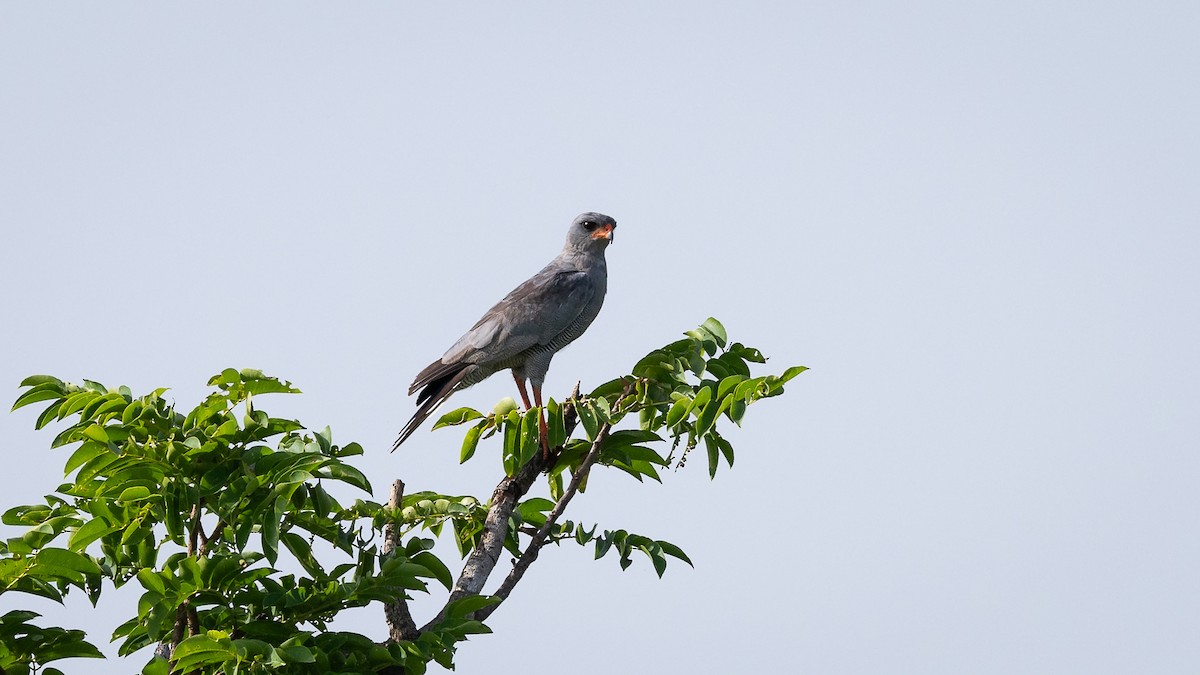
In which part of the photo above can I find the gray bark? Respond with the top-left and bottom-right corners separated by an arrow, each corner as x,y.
383,479 -> 420,642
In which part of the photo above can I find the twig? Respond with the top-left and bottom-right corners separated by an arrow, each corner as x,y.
383,479 -> 421,642
198,520 -> 226,557
186,503 -> 201,556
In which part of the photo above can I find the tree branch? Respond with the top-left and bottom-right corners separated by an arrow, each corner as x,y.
383,479 -> 420,642
186,601 -> 200,637
419,382 -> 581,632
186,503 -> 201,557
198,519 -> 225,557
477,383 -> 630,621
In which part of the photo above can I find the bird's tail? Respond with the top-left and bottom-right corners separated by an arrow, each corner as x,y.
393,363 -> 473,450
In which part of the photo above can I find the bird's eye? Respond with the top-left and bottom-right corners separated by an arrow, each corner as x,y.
582,221 -> 596,230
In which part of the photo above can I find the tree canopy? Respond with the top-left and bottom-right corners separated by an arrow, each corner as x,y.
0,318 -> 804,674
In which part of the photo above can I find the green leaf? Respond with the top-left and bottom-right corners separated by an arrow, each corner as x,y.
690,386 -> 712,417
35,400 -> 64,430
770,365 -> 809,393
683,330 -> 719,357
717,435 -> 734,468
261,496 -> 285,565
137,568 -> 167,595
120,400 -> 143,424
277,645 -> 316,664
589,377 -> 629,400
734,377 -> 765,402
517,407 -> 540,467
11,385 -> 63,412
81,379 -> 106,393
546,398 -> 566,448
700,317 -> 727,348
117,486 -> 154,503
631,350 -> 677,379
141,657 -> 170,675
729,399 -> 747,424
728,342 -> 767,363
705,435 -> 720,479
57,391 -> 97,420
79,424 -> 109,443
605,429 -> 662,445
780,365 -> 808,381
594,533 -> 615,560
591,397 -> 610,423
444,594 -> 499,618
433,407 -> 483,430
716,375 -> 746,401
30,547 -> 102,582
321,463 -> 372,493
612,445 -> 669,467
89,394 -> 128,420
639,541 -> 668,577
658,540 -> 693,566
281,532 -> 325,579
244,378 -> 300,396
2,504 -> 50,526
577,401 -> 599,440
460,424 -> 483,463
412,550 -> 453,591
665,398 -> 690,427
62,441 -> 111,477
172,634 -> 233,670
517,497 -> 555,524
695,393 -> 726,437
68,517 -> 120,551
19,375 -> 65,388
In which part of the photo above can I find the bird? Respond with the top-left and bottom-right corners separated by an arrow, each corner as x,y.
393,212 -> 617,453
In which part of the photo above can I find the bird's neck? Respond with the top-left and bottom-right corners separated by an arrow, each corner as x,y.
558,247 -> 607,272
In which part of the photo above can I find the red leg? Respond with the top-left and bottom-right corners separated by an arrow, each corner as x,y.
533,384 -> 550,460
512,371 -> 533,410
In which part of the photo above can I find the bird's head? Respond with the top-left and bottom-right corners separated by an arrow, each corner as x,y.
565,212 -> 617,253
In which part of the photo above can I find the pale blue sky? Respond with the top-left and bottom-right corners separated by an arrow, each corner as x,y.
2,3 -> 1198,673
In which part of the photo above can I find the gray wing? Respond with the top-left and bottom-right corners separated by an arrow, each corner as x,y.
441,266 -> 597,367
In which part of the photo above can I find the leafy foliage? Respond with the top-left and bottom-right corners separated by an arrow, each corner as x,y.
0,610 -> 102,675
437,317 -> 806,484
1,319 -> 803,673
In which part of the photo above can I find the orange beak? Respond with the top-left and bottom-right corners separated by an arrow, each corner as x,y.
591,223 -> 615,242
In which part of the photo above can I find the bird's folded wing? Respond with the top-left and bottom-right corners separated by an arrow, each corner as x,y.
441,268 -> 595,365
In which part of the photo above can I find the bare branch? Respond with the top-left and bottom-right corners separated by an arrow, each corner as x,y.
419,382 -> 582,632
171,604 -> 185,648
197,519 -> 226,557
383,479 -> 421,642
186,602 -> 200,636
478,381 -> 633,621
186,503 -> 200,557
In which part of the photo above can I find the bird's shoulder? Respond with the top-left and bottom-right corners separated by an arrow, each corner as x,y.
440,264 -> 601,364
488,263 -> 599,323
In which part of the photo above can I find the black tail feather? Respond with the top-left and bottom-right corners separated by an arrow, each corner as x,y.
393,364 -> 472,450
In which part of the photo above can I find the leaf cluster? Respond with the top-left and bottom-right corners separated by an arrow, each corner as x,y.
3,369 -> 466,673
